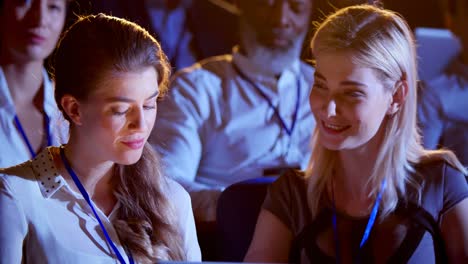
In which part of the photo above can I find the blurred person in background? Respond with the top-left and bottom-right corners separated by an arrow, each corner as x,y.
150,0 -> 316,222
0,0 -> 69,168
418,0 -> 468,167
75,0 -> 198,70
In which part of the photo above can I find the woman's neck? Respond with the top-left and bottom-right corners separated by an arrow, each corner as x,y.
335,150 -> 376,200
335,120 -> 387,199
1,61 -> 44,107
332,160 -> 375,217
60,139 -> 115,202
331,128 -> 388,217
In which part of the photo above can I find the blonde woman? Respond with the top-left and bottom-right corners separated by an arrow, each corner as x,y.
245,4 -> 468,264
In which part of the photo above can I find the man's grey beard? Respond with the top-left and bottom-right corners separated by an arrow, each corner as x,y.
238,20 -> 307,76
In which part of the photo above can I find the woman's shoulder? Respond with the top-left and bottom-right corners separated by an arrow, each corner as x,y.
414,159 -> 465,184
0,160 -> 37,192
0,147 -> 62,199
271,169 -> 308,193
266,169 -> 309,211
265,169 -> 309,203
262,169 -> 312,234
0,160 -> 44,214
413,159 -> 468,216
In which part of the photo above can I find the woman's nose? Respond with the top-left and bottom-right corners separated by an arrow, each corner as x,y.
326,99 -> 337,118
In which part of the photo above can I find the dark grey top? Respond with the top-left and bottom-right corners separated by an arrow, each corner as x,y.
263,160 -> 468,264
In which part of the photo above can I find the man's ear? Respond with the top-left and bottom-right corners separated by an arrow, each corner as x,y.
387,80 -> 408,116
60,95 -> 83,126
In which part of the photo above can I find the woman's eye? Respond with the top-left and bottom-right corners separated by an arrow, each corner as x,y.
112,108 -> 129,116
313,83 -> 327,91
143,100 -> 157,110
346,91 -> 365,98
143,105 -> 156,110
48,3 -> 64,12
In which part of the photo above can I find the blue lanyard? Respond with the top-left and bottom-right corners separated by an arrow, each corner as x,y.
232,63 -> 301,136
14,113 -> 52,158
332,178 -> 387,263
59,147 -> 134,264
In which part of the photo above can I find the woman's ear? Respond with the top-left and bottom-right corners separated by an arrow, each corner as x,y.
60,95 -> 83,126
387,80 -> 408,115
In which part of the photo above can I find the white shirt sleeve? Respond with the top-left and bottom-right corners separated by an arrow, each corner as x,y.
151,70 -> 226,221
166,178 -> 202,261
0,176 -> 28,264
150,72 -> 208,192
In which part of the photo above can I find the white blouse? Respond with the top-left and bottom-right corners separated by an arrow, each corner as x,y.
0,147 -> 201,263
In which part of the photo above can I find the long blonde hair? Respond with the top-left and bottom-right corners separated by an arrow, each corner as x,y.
305,4 -> 467,220
53,14 -> 184,262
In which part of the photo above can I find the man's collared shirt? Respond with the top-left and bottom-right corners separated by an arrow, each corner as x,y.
150,47 -> 316,191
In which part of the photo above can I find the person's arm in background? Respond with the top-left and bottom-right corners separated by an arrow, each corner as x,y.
417,81 -> 444,149
0,176 -> 27,263
149,70 -> 221,221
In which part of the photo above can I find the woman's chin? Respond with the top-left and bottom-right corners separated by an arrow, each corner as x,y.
320,139 -> 346,151
115,151 -> 144,165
